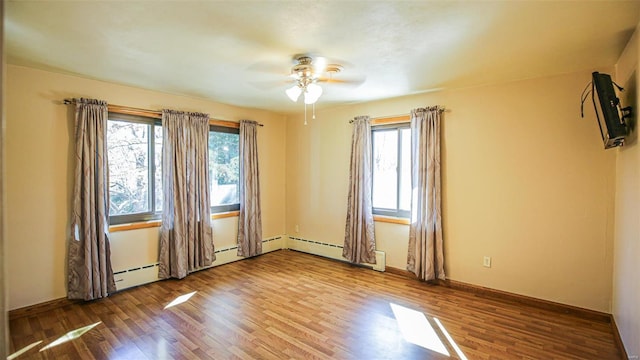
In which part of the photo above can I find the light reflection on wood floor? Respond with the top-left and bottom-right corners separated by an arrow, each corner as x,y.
9,249 -> 621,359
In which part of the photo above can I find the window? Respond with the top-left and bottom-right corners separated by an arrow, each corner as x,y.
372,124 -> 411,218
209,125 -> 240,213
107,113 -> 162,224
107,115 -> 240,224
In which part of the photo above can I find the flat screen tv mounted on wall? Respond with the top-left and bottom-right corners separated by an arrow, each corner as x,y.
582,72 -> 632,149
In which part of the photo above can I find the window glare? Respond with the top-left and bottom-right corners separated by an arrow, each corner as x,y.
372,130 -> 398,210
399,128 -> 411,211
107,120 -> 150,216
108,116 -> 241,223
209,131 -> 239,208
154,125 -> 163,212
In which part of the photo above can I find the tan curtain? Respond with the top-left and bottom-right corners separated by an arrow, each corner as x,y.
407,107 -> 445,281
67,98 -> 116,300
343,115 -> 376,264
237,120 -> 262,257
159,110 -> 215,279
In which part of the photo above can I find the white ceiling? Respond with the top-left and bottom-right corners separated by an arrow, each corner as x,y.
6,1 -> 640,114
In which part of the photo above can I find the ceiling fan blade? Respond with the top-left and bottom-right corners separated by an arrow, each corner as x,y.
249,53 -> 364,90
318,74 -> 366,86
248,79 -> 295,90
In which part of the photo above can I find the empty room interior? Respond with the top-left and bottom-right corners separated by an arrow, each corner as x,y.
2,1 -> 640,359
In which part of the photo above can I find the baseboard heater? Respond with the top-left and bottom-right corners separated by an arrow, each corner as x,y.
113,236 -> 284,291
287,236 -> 385,272
113,263 -> 160,290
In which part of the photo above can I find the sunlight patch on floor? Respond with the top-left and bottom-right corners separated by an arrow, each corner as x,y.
157,336 -> 169,359
7,340 -> 42,359
435,317 -> 468,360
390,303 -> 450,356
39,322 -> 102,352
164,291 -> 197,309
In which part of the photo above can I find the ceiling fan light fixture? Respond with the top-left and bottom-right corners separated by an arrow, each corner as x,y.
286,85 -> 302,102
285,55 -> 350,120
303,83 -> 323,104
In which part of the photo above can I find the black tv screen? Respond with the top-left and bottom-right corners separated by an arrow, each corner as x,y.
592,72 -> 627,148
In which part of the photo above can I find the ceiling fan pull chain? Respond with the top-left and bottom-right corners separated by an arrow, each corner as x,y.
304,103 -> 308,125
312,103 -> 316,120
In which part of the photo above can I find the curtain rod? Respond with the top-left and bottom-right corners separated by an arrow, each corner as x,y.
349,107 -> 447,124
63,99 -> 264,127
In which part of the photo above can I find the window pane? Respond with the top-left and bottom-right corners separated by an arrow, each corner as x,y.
209,131 -> 239,207
107,121 -> 150,216
154,125 -> 163,212
372,130 -> 398,210
399,128 -> 411,211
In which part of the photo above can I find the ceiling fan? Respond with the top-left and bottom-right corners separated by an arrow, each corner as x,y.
282,54 -> 364,123
249,54 -> 364,123
285,55 -> 345,105
249,54 -> 364,93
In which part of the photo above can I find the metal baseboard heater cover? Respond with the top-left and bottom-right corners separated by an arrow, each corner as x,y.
112,235 -> 384,291
287,236 -> 385,272
113,236 -> 283,291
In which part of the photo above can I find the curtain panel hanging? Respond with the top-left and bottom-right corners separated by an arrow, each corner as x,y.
237,120 -> 263,257
343,115 -> 376,264
67,98 -> 116,300
407,106 -> 445,281
159,110 -> 215,279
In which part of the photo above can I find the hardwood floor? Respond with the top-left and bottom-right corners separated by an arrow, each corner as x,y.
9,250 -> 621,359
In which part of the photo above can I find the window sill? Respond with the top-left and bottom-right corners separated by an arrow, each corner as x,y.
110,220 -> 161,233
211,210 -> 240,220
373,215 -> 410,225
109,211 -> 241,233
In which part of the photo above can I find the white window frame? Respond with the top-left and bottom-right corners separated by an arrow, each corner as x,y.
209,125 -> 240,214
107,116 -> 242,225
107,113 -> 162,225
371,123 -> 411,219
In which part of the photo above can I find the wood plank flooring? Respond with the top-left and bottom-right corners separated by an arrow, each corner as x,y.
9,250 -> 621,359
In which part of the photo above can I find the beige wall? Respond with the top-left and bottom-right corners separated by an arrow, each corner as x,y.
1,1 -> 8,355
286,70 -> 617,312
5,64 -> 286,310
108,216 -> 241,273
613,22 -> 640,358
5,60 -> 625,318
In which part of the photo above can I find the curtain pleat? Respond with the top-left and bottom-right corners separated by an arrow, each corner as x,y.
237,120 -> 263,257
343,115 -> 376,264
67,98 -> 116,300
159,110 -> 215,279
407,107 -> 445,281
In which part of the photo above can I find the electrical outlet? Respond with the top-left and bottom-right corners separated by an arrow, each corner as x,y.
483,256 -> 491,268
295,224 -> 299,233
